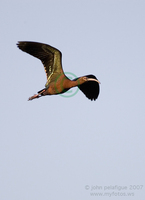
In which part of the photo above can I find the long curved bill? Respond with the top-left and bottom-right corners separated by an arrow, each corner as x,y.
88,78 -> 101,84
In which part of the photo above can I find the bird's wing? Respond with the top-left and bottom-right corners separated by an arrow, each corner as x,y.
74,75 -> 100,100
17,41 -> 63,82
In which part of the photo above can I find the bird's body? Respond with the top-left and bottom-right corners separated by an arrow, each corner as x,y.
17,41 -> 100,101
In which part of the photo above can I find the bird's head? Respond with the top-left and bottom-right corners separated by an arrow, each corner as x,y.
78,76 -> 101,85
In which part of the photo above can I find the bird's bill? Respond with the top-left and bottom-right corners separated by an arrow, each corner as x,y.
88,78 -> 101,84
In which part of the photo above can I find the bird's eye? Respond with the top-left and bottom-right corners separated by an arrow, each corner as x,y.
83,77 -> 88,81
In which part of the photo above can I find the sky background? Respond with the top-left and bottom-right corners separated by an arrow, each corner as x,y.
0,0 -> 145,199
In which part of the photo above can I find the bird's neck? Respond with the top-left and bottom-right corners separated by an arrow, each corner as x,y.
64,79 -> 80,89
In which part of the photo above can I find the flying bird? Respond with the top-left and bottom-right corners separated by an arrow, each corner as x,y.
17,41 -> 100,101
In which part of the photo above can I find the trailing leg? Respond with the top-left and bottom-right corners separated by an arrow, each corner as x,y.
28,89 -> 46,101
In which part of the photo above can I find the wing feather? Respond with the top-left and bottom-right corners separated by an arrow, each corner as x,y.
17,41 -> 63,80
73,75 -> 100,100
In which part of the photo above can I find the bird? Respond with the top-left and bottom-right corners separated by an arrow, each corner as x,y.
17,41 -> 100,101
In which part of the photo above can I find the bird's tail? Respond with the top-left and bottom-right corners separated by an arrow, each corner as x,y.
37,88 -> 46,94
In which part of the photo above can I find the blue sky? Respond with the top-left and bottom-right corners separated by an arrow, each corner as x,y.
1,0 -> 145,199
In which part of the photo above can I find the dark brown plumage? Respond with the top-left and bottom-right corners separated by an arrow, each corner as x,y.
17,41 -> 100,101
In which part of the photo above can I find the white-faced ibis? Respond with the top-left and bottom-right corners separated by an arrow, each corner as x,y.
17,41 -> 100,101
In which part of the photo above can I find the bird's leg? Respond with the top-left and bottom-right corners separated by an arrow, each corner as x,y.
28,89 -> 45,101
28,94 -> 40,101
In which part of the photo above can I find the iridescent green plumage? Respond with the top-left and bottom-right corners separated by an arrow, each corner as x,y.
17,41 -> 100,101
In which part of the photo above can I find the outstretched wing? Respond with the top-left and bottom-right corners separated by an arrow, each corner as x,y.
74,75 -> 100,101
17,41 -> 63,83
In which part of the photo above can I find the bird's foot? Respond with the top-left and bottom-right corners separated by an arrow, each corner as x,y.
28,89 -> 46,101
28,94 -> 40,101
